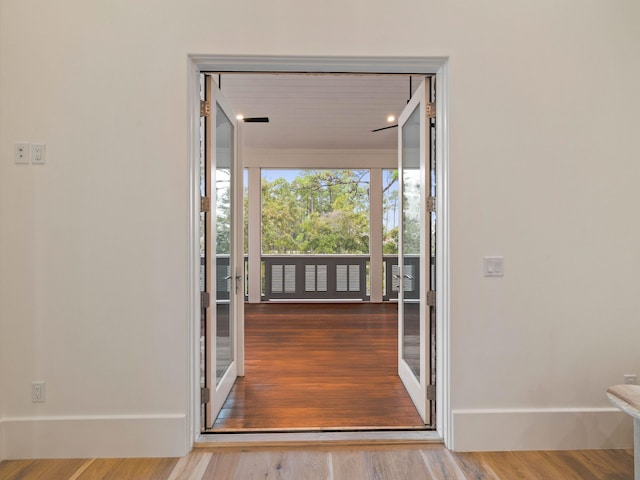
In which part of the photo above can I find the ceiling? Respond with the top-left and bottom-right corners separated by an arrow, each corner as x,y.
214,73 -> 423,150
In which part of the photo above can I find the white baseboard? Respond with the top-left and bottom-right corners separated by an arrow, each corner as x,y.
2,414 -> 189,459
451,407 -> 633,452
0,418 -> 5,461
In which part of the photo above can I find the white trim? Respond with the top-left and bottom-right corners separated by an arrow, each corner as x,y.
187,56 -> 201,449
197,430 -> 442,447
247,167 -> 262,303
205,75 -> 241,426
369,168 -> 383,302
235,97 -> 246,377
451,408 -> 634,452
397,79 -> 430,423
2,414 -> 187,459
454,407 -> 622,415
189,55 -> 449,74
244,148 -> 396,169
0,418 -> 5,461
187,55 -> 450,451
435,61 -> 451,449
4,414 -> 186,422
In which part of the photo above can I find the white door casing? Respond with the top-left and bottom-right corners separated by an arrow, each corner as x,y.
189,56 -> 449,448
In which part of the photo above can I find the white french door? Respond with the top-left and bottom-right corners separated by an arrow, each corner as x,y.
397,77 -> 434,425
203,74 -> 244,429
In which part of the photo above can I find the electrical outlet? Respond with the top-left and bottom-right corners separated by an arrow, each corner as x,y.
32,381 -> 45,402
483,256 -> 504,277
15,142 -> 29,164
31,143 -> 46,165
624,374 -> 636,385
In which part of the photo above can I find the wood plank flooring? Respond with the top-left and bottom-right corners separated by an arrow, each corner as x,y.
0,445 -> 633,479
210,302 -> 424,432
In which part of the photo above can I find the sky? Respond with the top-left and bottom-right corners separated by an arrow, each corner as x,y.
261,169 -> 309,183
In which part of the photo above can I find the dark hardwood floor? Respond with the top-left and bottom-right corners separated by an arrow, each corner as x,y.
210,302 -> 425,432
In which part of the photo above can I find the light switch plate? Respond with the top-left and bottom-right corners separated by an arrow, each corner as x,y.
483,256 -> 504,277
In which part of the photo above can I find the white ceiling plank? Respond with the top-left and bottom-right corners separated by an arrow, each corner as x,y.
212,73 -> 422,150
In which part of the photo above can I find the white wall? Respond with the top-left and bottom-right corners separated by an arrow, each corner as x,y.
1,1 -> 639,458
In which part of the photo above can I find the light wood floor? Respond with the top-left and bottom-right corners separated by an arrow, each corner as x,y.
0,445 -> 633,479
210,303 -> 425,432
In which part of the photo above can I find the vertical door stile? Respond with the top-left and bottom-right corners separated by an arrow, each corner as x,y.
234,115 -> 245,377
397,77 -> 434,426
203,74 -> 241,430
429,77 -> 437,422
203,76 -> 214,429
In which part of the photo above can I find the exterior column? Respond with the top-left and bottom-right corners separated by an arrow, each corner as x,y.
369,168 -> 383,302
247,167 -> 262,303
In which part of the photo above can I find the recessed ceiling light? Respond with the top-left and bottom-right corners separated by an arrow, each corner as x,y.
236,114 -> 244,120
387,115 -> 396,123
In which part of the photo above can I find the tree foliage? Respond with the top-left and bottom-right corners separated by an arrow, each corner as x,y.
382,169 -> 399,254
215,169 -> 231,254
259,169 -> 400,255
261,170 -> 372,254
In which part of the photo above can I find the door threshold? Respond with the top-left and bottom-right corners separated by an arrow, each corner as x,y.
196,430 -> 442,449
205,425 -> 429,434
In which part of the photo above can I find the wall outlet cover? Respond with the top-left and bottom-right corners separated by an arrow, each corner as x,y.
31,143 -> 46,165
15,142 -> 29,164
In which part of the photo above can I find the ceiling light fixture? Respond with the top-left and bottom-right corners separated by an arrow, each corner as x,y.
236,114 -> 244,121
387,115 -> 396,123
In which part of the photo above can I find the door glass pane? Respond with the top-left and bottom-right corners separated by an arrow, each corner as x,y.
401,104 -> 421,378
215,103 -> 233,385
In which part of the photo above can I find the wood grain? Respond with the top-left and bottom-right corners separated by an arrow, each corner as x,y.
74,458 -> 179,480
2,446 -> 632,479
608,384 -> 640,417
210,302 -> 425,431
0,459 -> 88,480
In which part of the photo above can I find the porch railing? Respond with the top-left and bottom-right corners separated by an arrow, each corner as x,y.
383,254 -> 420,301
202,254 -> 427,302
262,255 -> 369,301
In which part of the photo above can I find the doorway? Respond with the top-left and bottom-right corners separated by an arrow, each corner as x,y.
190,59 -> 445,446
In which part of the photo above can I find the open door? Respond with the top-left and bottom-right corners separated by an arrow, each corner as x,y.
202,74 -> 244,429
397,77 -> 435,425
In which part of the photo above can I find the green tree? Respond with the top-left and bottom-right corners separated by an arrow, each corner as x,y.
215,169 -> 231,254
382,169 -> 399,254
261,177 -> 303,253
261,169 -> 371,254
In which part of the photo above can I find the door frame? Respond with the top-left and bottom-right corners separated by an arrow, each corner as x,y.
186,55 -> 451,448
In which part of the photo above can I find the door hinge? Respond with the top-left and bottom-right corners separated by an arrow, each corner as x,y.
200,100 -> 211,118
426,196 -> 437,213
201,291 -> 210,309
427,384 -> 436,400
200,196 -> 211,213
201,387 -> 210,404
426,102 -> 436,119
427,290 -> 436,307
